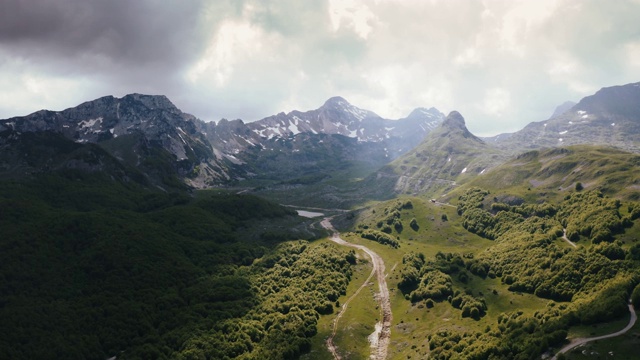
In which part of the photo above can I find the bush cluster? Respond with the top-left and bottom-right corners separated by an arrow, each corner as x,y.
358,229 -> 400,248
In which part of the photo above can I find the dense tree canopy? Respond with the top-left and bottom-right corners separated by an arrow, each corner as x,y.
0,174 -> 351,359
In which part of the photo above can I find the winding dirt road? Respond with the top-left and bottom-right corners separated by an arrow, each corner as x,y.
321,217 -> 393,360
551,301 -> 637,360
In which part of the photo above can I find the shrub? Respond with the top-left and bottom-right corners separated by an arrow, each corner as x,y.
359,230 -> 399,248
410,218 -> 419,231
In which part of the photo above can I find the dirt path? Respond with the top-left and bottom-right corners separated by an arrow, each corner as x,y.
324,247 -> 376,360
283,204 -> 350,213
551,301 -> 637,360
321,217 -> 393,360
561,229 -> 577,248
433,200 -> 456,208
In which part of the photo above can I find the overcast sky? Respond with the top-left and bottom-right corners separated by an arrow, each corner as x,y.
1,0 -> 640,136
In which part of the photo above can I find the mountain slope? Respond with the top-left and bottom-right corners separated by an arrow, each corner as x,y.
193,97 -> 446,205
488,82 -> 640,153
459,145 -> 640,202
0,129 -> 152,187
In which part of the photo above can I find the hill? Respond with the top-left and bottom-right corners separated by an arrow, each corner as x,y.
455,145 -> 640,203
333,145 -> 640,359
360,111 -> 506,200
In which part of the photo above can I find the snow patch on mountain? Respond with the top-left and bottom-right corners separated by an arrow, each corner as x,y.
79,117 -> 102,129
288,122 -> 300,135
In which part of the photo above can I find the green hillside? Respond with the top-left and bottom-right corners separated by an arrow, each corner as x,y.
458,145 -> 640,203
335,145 -> 640,359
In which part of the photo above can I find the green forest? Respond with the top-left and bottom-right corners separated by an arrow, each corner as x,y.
0,173 -> 353,359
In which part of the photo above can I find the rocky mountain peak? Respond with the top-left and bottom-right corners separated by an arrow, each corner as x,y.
322,96 -> 350,108
438,111 -> 482,141
120,93 -> 178,112
442,111 -> 466,131
406,107 -> 442,119
67,94 -> 179,118
369,111 -> 498,197
319,96 -> 372,121
487,81 -> 640,154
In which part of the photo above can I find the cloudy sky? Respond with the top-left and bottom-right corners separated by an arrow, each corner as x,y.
1,0 -> 640,136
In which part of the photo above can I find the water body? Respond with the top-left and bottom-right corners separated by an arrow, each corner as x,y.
296,210 -> 324,218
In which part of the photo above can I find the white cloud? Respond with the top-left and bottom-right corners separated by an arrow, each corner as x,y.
482,88 -> 511,116
547,54 -> 580,77
626,41 -> 640,68
328,0 -> 378,39
0,55 -> 103,116
496,0 -> 560,55
454,47 -> 483,67
187,19 -> 272,87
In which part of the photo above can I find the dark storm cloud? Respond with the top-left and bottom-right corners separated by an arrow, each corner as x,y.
0,0 -> 242,119
0,0 -> 211,67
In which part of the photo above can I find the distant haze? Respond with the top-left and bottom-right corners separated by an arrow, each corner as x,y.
1,0 -> 640,136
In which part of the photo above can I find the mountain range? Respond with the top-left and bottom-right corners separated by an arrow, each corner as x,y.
364,81 -> 640,201
0,94 -> 444,191
1,81 -> 640,204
